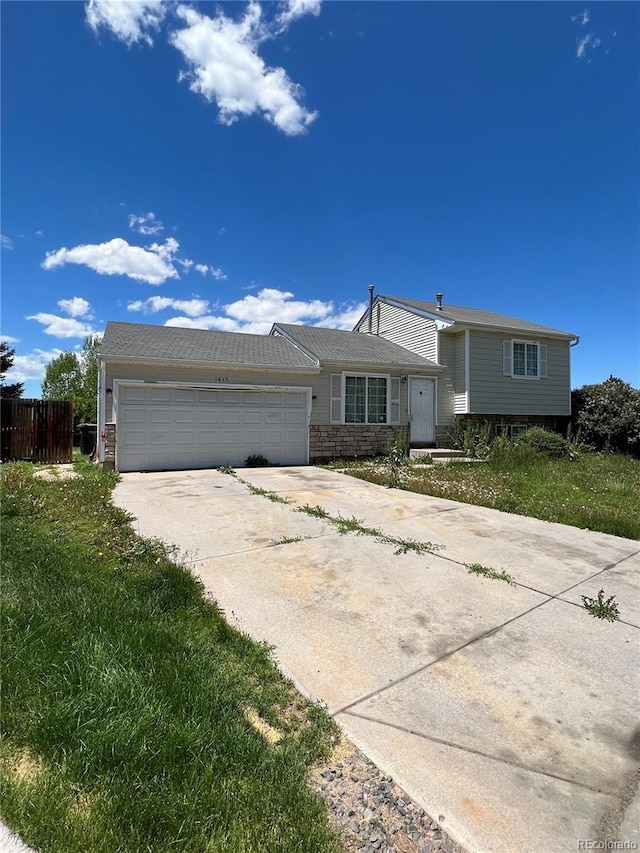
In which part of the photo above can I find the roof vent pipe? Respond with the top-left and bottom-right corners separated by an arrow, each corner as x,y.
368,284 -> 374,334
435,293 -> 443,310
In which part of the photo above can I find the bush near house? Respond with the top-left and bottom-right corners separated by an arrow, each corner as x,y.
572,376 -> 640,458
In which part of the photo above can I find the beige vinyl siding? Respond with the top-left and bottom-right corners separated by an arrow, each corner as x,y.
454,333 -> 467,413
468,332 -> 571,415
436,335 -> 455,426
105,361 -> 412,426
358,302 -> 438,362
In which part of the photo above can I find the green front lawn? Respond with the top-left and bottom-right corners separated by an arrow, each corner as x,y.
0,463 -> 341,853
330,451 -> 640,539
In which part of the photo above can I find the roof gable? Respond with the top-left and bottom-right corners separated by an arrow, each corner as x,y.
273,323 -> 441,369
361,295 -> 577,339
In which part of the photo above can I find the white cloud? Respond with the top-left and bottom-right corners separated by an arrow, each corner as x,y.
57,297 -> 93,319
194,263 -> 227,279
576,32 -> 601,59
128,296 -> 210,317
85,0 -> 166,46
129,211 -> 164,235
5,349 -> 64,383
26,313 -> 98,339
571,9 -> 590,25
163,287 -> 365,335
1,234 -> 14,250
36,230 -> 44,237
42,237 -> 181,285
170,3 -> 317,136
0,335 -> 20,344
275,0 -> 321,31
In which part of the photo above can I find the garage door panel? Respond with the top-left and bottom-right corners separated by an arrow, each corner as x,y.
117,385 -> 308,472
174,431 -> 196,445
147,389 -> 173,404
199,409 -> 221,424
198,390 -> 220,404
120,429 -> 146,446
175,409 -> 197,424
121,407 -> 146,424
150,409 -> 173,424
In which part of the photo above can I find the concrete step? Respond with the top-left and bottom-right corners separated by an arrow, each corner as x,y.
409,448 -> 485,464
410,448 -> 466,460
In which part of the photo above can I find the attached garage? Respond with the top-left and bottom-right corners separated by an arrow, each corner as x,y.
115,383 -> 310,472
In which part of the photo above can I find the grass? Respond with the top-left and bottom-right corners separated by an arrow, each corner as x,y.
0,462 -> 341,853
331,450 -> 640,539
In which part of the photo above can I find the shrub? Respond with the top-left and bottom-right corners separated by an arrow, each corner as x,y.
384,433 -> 408,488
449,420 -> 493,458
572,377 -> 640,457
244,453 -> 269,467
515,427 -> 575,459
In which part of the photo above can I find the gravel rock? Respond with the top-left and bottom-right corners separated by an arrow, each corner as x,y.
310,737 -> 466,853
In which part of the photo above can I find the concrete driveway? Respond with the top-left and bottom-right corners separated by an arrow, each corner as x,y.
114,466 -> 640,853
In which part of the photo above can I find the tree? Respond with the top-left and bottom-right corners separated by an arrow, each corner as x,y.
571,376 -> 640,457
42,335 -> 101,424
0,342 -> 24,398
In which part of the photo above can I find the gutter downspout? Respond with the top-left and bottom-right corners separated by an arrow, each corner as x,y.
570,336 -> 580,347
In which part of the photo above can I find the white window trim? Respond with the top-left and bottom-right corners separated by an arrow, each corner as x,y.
504,339 -> 546,380
342,372 -> 392,425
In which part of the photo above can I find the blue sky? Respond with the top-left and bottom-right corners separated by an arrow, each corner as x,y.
2,0 -> 638,397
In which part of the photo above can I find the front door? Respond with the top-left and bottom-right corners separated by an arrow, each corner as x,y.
409,378 -> 435,444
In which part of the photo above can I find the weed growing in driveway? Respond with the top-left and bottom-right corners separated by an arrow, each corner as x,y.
297,503 -> 331,519
217,465 -> 235,475
466,563 -> 515,585
243,481 -> 292,505
273,535 -> 309,546
295,504 -> 442,555
581,589 -> 620,621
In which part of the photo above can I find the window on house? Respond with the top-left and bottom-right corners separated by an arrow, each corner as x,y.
504,340 -> 547,379
344,375 -> 388,423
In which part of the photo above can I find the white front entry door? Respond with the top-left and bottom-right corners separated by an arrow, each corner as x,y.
409,378 -> 435,444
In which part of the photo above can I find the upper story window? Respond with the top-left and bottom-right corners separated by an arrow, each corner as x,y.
503,340 -> 547,379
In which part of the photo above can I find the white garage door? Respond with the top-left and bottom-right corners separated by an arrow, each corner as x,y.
116,384 -> 309,472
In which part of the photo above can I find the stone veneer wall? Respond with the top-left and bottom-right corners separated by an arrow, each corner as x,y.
103,422 -> 116,470
309,425 -> 409,462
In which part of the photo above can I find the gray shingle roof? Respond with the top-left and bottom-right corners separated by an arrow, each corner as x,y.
101,322 -> 318,369
274,323 -> 441,369
381,296 -> 577,338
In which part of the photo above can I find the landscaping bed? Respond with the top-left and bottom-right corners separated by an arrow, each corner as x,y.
327,449 -> 640,540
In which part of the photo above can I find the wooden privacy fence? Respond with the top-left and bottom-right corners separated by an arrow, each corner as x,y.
1,399 -> 73,464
